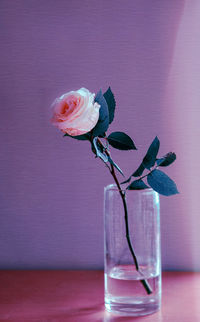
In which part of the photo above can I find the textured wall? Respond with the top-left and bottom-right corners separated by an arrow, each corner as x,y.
1,0 -> 199,270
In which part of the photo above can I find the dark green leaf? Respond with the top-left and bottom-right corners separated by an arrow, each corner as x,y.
108,156 -> 124,176
143,136 -> 160,170
107,132 -> 137,150
147,169 -> 179,196
92,137 -> 108,163
92,89 -> 109,137
132,162 -> 145,177
103,87 -> 116,124
121,176 -> 131,184
63,133 -> 89,140
127,179 -> 149,190
156,152 -> 176,167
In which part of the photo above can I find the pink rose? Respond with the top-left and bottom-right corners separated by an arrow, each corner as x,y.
51,88 -> 100,136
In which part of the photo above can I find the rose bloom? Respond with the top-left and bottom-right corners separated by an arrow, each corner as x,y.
51,88 -> 100,136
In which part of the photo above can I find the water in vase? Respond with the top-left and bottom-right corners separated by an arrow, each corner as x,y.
105,264 -> 161,316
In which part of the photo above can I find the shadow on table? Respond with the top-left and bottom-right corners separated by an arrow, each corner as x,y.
63,304 -> 162,322
62,303 -> 105,321
103,310 -> 163,322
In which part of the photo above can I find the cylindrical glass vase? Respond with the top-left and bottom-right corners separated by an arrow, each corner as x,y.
104,184 -> 161,316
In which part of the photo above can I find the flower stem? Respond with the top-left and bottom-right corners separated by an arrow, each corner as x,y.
109,164 -> 152,294
95,138 -> 152,294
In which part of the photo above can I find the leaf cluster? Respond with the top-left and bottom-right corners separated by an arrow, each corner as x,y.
123,137 -> 178,196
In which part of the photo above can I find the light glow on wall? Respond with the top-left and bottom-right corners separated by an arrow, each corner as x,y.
164,0 -> 200,270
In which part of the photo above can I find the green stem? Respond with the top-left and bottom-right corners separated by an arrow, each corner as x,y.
137,165 -> 160,182
110,164 -> 152,295
95,137 -> 152,294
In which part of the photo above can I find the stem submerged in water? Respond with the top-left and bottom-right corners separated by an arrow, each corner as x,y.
109,164 -> 152,295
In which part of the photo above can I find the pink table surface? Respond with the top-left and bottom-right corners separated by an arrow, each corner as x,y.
0,270 -> 200,322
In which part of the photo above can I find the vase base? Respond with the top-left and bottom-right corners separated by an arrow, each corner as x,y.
105,300 -> 160,317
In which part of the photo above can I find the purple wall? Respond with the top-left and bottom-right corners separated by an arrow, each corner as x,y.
1,0 -> 199,270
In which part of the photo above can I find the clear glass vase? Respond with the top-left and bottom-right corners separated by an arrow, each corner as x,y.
104,184 -> 161,316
